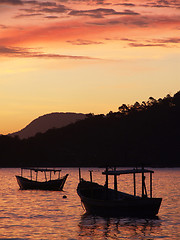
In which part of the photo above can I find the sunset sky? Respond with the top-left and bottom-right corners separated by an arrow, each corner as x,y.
0,0 -> 180,134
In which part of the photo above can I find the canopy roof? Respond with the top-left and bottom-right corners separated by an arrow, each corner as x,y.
21,168 -> 61,172
102,168 -> 154,176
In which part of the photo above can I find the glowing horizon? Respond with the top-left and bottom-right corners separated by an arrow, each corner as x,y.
0,0 -> 180,134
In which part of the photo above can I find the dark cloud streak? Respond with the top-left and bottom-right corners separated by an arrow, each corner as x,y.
128,43 -> 167,47
15,1 -> 69,18
0,0 -> 23,5
140,0 -> 180,9
0,46 -> 99,60
67,39 -> 104,45
104,36 -> 180,48
15,13 -> 43,18
114,3 -> 136,7
0,24 -> 8,29
69,8 -> 139,18
122,37 -> 180,48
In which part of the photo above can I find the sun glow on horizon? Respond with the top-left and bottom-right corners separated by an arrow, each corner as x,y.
0,0 -> 179,134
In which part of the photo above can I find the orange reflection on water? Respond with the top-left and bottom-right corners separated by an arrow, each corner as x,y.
0,168 -> 179,239
79,214 -> 161,240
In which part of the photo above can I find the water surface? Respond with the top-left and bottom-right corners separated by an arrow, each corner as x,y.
0,168 -> 179,239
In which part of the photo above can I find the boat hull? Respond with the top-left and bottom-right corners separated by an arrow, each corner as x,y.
16,174 -> 68,191
77,182 -> 162,217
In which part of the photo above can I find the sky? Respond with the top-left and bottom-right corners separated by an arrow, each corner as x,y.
0,0 -> 180,134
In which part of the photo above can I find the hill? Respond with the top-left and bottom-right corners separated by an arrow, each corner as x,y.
10,112 -> 86,139
1,91 -> 180,167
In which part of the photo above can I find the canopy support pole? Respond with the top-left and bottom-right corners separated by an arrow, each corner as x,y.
150,172 -> 153,198
44,171 -> 47,181
142,170 -> 144,197
114,167 -> 117,191
89,170 -> 93,182
79,168 -> 81,182
133,172 -> 136,196
105,167 -> 109,200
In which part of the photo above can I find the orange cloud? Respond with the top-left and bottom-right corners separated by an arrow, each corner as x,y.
0,0 -> 179,56
1,13 -> 179,48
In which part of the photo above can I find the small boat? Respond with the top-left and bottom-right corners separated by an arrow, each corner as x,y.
77,167 -> 162,217
16,168 -> 68,191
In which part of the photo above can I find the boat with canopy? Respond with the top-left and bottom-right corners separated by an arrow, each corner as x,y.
77,167 -> 162,217
16,168 -> 68,191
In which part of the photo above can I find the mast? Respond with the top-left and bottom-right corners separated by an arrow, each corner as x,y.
105,167 -> 109,199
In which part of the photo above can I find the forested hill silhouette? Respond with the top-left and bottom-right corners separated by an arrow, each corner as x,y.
1,91 -> 180,167
10,112 -> 86,139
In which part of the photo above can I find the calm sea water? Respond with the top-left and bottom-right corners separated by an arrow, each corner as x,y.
0,168 -> 179,240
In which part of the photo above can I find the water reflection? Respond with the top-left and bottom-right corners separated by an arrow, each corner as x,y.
79,213 -> 161,239
0,168 -> 179,239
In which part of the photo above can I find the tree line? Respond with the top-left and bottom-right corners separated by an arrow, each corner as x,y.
0,91 -> 180,167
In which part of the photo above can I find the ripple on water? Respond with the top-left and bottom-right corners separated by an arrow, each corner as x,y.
0,168 -> 179,240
